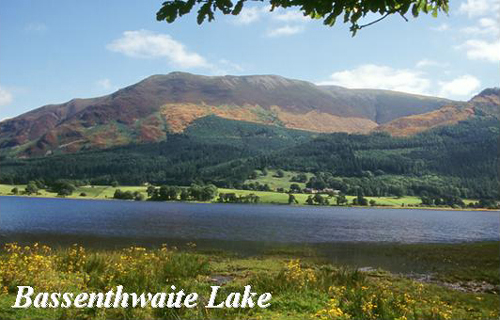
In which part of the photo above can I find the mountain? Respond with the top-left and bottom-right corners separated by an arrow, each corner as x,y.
375,88 -> 499,136
0,72 -> 459,157
468,88 -> 500,119
318,86 -> 457,124
375,105 -> 474,136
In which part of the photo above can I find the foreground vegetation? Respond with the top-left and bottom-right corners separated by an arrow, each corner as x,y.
0,242 -> 498,319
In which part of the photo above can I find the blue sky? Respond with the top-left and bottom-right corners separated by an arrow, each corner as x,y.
0,0 -> 498,120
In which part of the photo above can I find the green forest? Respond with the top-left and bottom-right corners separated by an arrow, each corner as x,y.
1,115 -> 498,205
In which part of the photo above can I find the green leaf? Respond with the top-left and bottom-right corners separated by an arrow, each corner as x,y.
197,1 -> 212,24
232,0 -> 245,15
411,3 -> 420,17
324,13 -> 337,26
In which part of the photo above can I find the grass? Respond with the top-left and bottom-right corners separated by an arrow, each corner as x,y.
218,188 -> 471,208
0,184 -> 481,211
244,169 -> 313,190
385,242 -> 500,285
0,242 -> 498,319
0,184 -> 148,200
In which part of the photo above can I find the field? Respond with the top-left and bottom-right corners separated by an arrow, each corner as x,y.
0,184 -> 148,200
244,169 -> 314,190
219,188 -> 425,207
0,184 -> 479,209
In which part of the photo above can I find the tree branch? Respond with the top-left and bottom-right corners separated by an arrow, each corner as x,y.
356,12 -> 391,30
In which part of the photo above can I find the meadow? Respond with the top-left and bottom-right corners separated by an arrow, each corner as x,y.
0,242 -> 498,319
0,183 -> 477,209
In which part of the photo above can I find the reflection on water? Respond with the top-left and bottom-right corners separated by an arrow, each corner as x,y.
1,196 -> 499,274
1,196 -> 498,245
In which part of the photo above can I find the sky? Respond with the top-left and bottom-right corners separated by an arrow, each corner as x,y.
0,0 -> 499,120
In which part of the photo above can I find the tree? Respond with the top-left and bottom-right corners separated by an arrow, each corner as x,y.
275,169 -> 285,178
50,179 -> 76,196
159,185 -> 170,200
390,185 -> 404,198
290,183 -> 301,193
156,0 -> 449,36
180,188 -> 189,201
58,188 -> 73,196
114,189 -> 135,200
305,195 -> 314,205
147,185 -> 156,197
314,193 -> 327,205
111,181 -> 119,188
166,186 -> 179,200
25,182 -> 39,195
369,199 -> 376,206
288,194 -> 298,204
134,191 -> 145,201
336,193 -> 347,206
248,171 -> 258,179
201,184 -> 218,201
356,188 -> 368,206
291,173 -> 307,183
11,187 -> 18,195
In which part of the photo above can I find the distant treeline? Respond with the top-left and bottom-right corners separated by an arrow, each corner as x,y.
0,116 -> 498,200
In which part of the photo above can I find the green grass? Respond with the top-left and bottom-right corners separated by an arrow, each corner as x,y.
0,184 -> 148,200
218,188 -> 291,204
219,187 -> 422,206
385,242 -> 500,285
0,184 -> 482,211
218,187 -> 478,209
244,169 -> 313,190
0,242 -> 498,319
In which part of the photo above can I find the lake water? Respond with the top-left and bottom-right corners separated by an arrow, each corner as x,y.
1,196 -> 498,246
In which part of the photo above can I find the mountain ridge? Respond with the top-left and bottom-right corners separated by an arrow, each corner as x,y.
376,87 -> 499,136
0,72 -> 490,158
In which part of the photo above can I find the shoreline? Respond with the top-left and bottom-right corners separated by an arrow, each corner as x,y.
1,193 -> 498,212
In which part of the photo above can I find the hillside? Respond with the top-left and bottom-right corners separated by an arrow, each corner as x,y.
0,72 -> 454,157
1,116 -> 497,200
318,85 -> 456,123
376,88 -> 499,136
469,87 -> 500,118
375,105 -> 474,136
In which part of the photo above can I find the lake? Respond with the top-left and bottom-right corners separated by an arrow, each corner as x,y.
1,196 -> 498,246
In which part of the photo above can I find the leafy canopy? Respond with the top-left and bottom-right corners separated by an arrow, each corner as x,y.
156,0 -> 449,35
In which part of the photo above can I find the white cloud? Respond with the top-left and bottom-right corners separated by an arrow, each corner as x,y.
96,79 -> 112,90
431,23 -> 450,31
266,25 -> 304,37
438,75 -> 481,97
461,39 -> 500,62
318,64 -> 431,95
0,86 -> 13,106
230,5 -> 309,37
218,59 -> 244,72
107,30 -> 211,68
460,17 -> 500,35
271,10 -> 309,23
95,78 -> 120,92
459,0 -> 500,17
232,7 -> 262,25
415,59 -> 447,68
456,0 -> 499,63
25,22 -> 47,33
